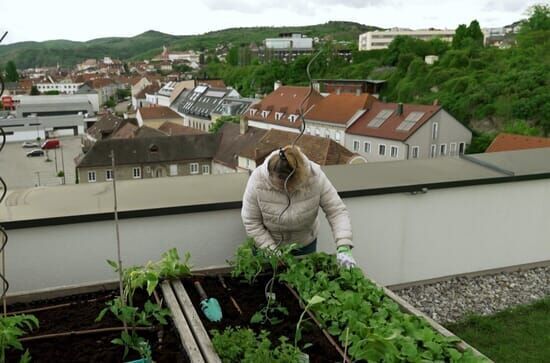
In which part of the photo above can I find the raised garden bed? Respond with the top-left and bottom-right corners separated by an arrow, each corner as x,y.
169,241 -> 491,362
5,288 -> 189,363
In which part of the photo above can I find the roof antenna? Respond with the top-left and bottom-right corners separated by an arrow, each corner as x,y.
291,49 -> 322,148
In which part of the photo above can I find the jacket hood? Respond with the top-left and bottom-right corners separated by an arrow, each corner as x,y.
260,147 -> 311,192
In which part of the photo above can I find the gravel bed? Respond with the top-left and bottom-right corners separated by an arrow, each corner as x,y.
391,266 -> 550,324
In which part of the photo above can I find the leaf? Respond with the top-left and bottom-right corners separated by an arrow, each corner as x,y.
107,259 -> 119,271
307,295 -> 325,306
96,307 -> 109,322
19,350 -> 32,363
250,312 -> 264,324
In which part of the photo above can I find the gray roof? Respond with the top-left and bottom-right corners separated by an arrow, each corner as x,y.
212,97 -> 258,116
77,134 -> 220,168
177,85 -> 233,120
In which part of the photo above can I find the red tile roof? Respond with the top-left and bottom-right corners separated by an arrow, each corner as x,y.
135,83 -> 160,99
486,133 -> 550,153
198,79 -> 226,88
346,100 -> 441,141
138,106 -> 182,120
305,93 -> 372,125
246,86 -> 324,130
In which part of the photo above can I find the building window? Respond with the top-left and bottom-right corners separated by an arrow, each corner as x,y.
133,167 -> 141,179
432,122 -> 439,140
459,142 -> 466,154
379,144 -> 386,156
364,141 -> 371,153
411,146 -> 420,159
325,129 -> 331,138
275,112 -> 284,120
440,144 -> 447,156
289,114 -> 298,122
450,142 -> 457,156
306,127 -> 311,134
169,164 -> 178,176
202,165 -> 210,174
87,171 -> 96,183
190,163 -> 199,174
315,128 -> 320,136
430,144 -> 437,158
335,132 -> 341,141
105,169 -> 113,181
390,146 -> 398,158
353,140 -> 360,152
261,110 -> 270,118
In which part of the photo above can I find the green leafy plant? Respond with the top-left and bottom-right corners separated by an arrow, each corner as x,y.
294,295 -> 325,347
211,327 -> 304,363
279,253 -> 488,362
112,330 -> 152,361
0,314 -> 39,363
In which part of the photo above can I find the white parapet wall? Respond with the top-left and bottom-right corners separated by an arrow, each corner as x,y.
2,150 -> 550,292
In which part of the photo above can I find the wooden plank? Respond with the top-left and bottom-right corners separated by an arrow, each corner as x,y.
171,280 -> 222,363
382,286 -> 492,361
161,281 -> 205,363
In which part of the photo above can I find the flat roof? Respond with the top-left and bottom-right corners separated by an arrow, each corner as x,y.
2,148 -> 550,228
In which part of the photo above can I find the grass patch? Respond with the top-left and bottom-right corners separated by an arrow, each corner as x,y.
445,298 -> 550,362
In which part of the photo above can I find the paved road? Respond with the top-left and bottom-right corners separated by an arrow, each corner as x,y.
0,136 -> 83,190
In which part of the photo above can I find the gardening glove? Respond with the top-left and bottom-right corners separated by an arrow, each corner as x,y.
336,245 -> 356,268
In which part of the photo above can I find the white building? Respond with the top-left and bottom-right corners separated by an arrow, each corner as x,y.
36,82 -> 82,94
265,33 -> 313,50
358,29 -> 455,51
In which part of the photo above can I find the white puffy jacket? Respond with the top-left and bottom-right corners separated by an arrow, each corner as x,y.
241,150 -> 353,250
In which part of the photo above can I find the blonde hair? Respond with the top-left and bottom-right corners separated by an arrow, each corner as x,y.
268,146 -> 301,179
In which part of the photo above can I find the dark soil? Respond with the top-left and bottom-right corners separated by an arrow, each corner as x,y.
6,289 -> 188,363
183,274 -> 343,363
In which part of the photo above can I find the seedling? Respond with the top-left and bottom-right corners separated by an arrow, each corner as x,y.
0,314 -> 38,363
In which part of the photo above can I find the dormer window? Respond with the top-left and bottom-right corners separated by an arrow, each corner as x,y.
261,110 -> 270,118
288,114 -> 298,123
249,109 -> 257,116
275,112 -> 284,120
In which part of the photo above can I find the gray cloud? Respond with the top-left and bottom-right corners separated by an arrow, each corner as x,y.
203,0 -> 390,14
483,0 -> 529,12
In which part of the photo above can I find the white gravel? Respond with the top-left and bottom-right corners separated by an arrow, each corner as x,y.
391,266 -> 550,324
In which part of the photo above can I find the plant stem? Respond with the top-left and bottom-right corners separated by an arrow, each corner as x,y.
295,303 -> 311,347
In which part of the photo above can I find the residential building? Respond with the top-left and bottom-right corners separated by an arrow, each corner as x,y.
81,113 -> 133,152
158,121 -> 207,136
313,79 -> 386,97
76,134 -> 220,183
86,78 -> 124,106
176,85 -> 240,131
77,59 -> 98,72
485,133 -> 550,153
245,85 -> 324,133
131,76 -> 161,109
137,106 -> 184,129
153,46 -> 201,64
304,93 -> 373,145
133,83 -> 161,110
36,81 -> 82,94
345,101 -> 471,162
358,28 -> 455,51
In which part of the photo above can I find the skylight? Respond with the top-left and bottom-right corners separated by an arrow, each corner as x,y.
396,111 -> 425,131
368,109 -> 393,128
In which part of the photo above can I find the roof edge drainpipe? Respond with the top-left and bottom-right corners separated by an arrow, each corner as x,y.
459,154 -> 515,176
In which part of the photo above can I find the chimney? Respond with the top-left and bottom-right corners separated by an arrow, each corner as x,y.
274,80 -> 282,91
396,102 -> 403,116
240,118 -> 249,135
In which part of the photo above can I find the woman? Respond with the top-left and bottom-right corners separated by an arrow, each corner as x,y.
241,145 -> 356,268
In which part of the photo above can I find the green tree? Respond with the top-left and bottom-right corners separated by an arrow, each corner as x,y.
522,4 -> 550,32
452,24 -> 469,48
226,46 -> 239,66
210,115 -> 240,133
30,85 -> 40,95
466,20 -> 484,47
4,61 -> 19,82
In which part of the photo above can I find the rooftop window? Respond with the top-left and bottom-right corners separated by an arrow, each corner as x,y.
368,109 -> 393,128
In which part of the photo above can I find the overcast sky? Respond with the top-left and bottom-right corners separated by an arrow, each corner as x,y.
0,0 -> 541,44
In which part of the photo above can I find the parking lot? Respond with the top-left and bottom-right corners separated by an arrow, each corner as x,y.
0,136 -> 83,189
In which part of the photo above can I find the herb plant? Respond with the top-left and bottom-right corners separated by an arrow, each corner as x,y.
211,327 -> 305,363
0,314 -> 38,363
